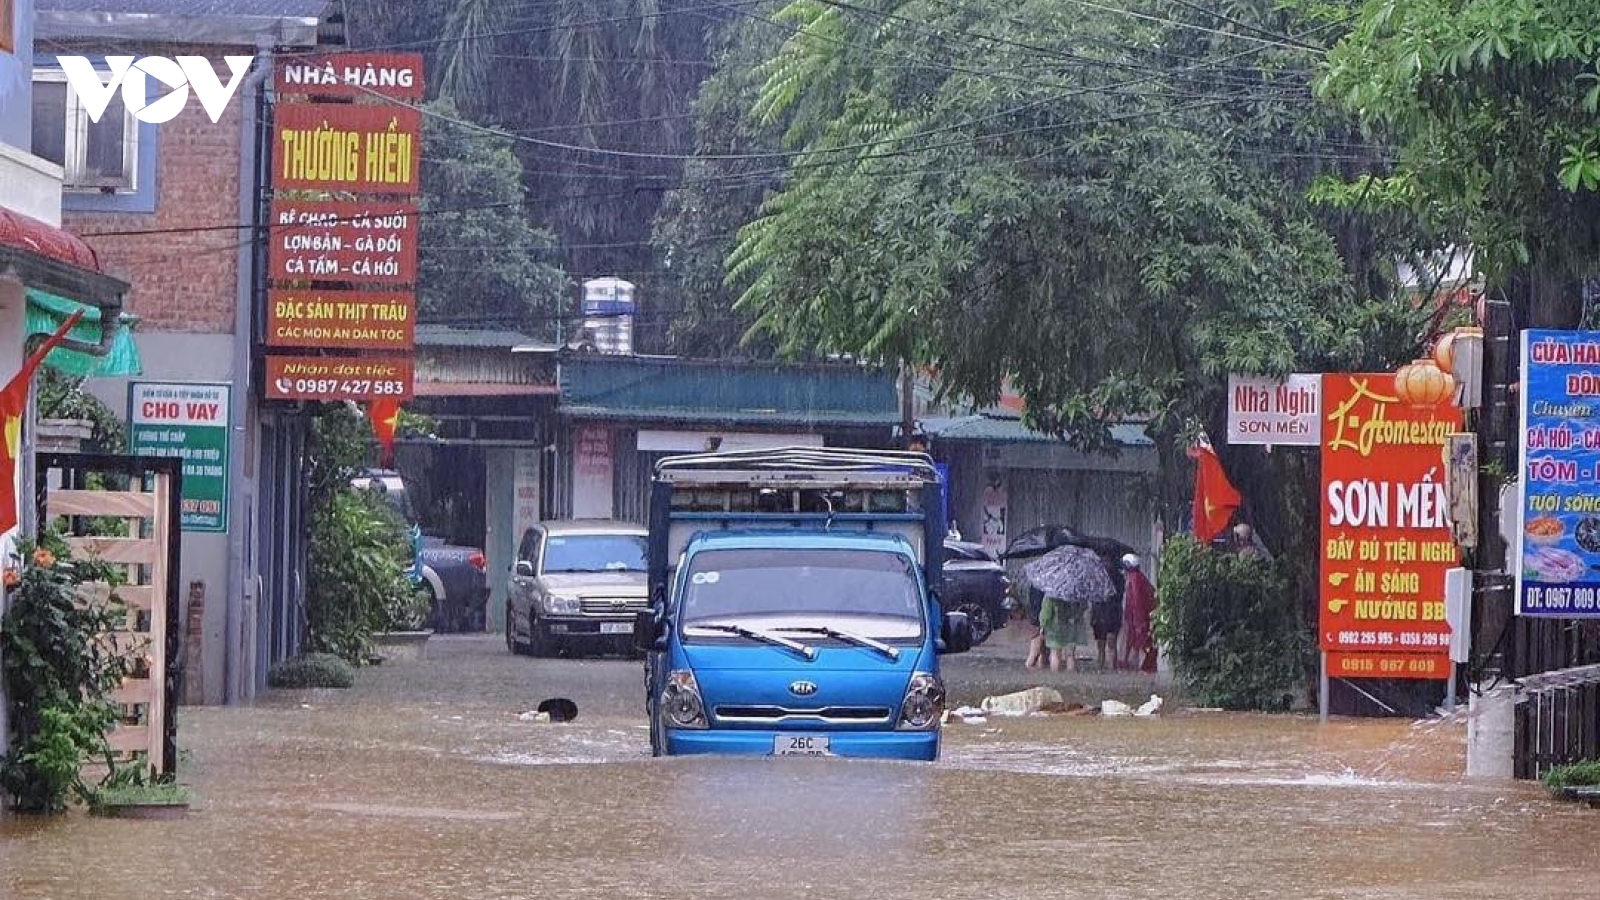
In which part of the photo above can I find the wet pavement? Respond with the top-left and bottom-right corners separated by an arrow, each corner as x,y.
2,633 -> 1592,900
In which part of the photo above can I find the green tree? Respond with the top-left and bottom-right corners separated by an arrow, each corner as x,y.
1318,0 -> 1600,324
418,98 -> 570,328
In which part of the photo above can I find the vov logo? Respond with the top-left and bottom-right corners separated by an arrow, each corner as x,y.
57,56 -> 255,125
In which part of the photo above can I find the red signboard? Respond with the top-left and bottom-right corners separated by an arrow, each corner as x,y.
267,200 -> 418,285
1319,373 -> 1463,679
266,290 -> 414,351
275,52 -> 426,100
273,103 -> 421,194
264,355 -> 413,401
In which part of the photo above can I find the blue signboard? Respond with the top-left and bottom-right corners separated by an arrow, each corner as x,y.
1517,330 -> 1600,617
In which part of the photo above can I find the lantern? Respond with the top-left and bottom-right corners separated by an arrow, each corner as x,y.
1432,331 -> 1457,371
1395,358 -> 1455,406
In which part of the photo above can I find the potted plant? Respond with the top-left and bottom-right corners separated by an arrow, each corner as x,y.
371,585 -> 434,663
88,761 -> 191,820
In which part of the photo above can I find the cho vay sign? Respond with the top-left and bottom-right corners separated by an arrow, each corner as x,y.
1320,373 -> 1462,680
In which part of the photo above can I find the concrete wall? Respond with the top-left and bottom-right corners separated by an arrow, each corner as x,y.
88,333 -> 235,704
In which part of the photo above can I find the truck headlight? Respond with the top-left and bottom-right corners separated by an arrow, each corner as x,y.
898,672 -> 945,730
542,593 -> 580,615
661,670 -> 708,729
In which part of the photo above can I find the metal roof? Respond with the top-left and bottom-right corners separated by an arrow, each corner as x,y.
414,325 -> 548,350
559,355 -> 898,428
38,0 -> 327,15
921,414 -> 1153,446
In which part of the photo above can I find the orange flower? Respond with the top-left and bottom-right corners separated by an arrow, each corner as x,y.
3,568 -> 19,588
33,548 -> 57,568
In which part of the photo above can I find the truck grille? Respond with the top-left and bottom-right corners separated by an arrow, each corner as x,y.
578,597 -> 646,616
714,705 -> 893,724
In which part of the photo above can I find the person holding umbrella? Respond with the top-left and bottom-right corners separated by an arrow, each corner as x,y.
1023,545 -> 1113,672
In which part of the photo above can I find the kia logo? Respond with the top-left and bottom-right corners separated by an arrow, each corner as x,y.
789,680 -> 818,697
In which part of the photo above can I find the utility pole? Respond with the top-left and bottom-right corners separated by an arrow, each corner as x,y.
899,361 -> 915,446
1473,294 -> 1516,679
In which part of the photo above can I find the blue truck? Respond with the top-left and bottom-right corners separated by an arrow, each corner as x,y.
633,447 -> 972,761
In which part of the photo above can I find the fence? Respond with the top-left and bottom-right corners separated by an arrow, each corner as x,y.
1513,663 -> 1600,780
35,453 -> 183,775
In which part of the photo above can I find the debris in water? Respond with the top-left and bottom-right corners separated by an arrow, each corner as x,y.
980,686 -> 1065,716
1101,699 -> 1133,716
1135,694 -> 1163,717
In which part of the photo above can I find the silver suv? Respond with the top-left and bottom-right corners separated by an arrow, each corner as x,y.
506,520 -> 649,657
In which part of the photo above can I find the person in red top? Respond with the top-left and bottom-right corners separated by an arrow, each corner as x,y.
1118,553 -> 1158,673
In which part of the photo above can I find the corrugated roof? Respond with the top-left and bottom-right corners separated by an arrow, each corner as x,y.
38,0 -> 327,16
559,355 -> 898,427
922,414 -> 1152,446
415,325 -> 545,350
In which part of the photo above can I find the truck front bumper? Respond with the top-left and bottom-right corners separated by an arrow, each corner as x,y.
664,728 -> 939,761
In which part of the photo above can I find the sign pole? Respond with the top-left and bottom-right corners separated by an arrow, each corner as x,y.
1445,662 -> 1457,712
1319,651 -> 1329,724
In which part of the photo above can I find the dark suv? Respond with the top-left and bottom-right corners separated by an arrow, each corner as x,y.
940,539 -> 1010,646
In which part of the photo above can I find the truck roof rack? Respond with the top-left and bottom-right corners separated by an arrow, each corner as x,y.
654,446 -> 938,487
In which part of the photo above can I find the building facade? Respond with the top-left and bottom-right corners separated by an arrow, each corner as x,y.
33,0 -> 325,703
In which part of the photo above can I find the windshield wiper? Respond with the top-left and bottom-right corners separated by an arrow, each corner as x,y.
689,623 -> 817,660
775,626 -> 900,661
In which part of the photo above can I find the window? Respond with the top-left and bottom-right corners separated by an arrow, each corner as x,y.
518,529 -> 543,569
31,69 -> 139,193
680,548 -> 924,638
540,533 -> 647,574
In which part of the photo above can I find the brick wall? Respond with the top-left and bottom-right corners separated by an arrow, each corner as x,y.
64,47 -> 250,334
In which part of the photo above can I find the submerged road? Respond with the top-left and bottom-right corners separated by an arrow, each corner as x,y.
1,634 -> 1590,899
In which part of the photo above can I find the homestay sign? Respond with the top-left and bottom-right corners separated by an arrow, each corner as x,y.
1319,374 -> 1461,680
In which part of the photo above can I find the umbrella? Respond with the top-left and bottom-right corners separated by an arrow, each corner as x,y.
1023,545 -> 1115,605
1001,524 -> 1082,560
1069,534 -> 1137,563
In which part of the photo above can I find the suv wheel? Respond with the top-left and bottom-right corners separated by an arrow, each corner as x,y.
507,606 -> 529,655
528,613 -> 557,658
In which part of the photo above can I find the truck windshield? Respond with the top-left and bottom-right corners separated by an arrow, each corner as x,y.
543,534 -> 648,573
680,548 -> 923,638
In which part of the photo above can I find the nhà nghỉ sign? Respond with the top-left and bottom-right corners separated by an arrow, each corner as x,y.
128,382 -> 231,532
266,289 -> 414,350
1516,330 -> 1600,617
1226,373 -> 1322,446
275,52 -> 425,100
267,200 -> 418,285
272,103 -> 420,194
1319,373 -> 1462,677
264,355 -> 413,401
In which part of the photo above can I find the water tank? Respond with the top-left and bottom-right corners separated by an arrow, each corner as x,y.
581,277 -> 635,355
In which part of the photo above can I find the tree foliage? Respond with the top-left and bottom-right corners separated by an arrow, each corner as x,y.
418,98 -> 570,328
1319,0 -> 1600,291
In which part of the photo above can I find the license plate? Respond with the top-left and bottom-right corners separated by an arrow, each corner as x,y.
774,735 -> 830,756
600,622 -> 631,634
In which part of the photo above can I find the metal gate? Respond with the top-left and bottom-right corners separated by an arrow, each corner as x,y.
1513,664 -> 1600,780
35,452 -> 183,775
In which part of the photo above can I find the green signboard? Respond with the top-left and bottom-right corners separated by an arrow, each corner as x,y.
128,382 -> 231,532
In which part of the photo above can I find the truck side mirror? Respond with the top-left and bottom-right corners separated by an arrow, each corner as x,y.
513,560 -> 535,578
633,609 -> 666,652
941,610 -> 972,654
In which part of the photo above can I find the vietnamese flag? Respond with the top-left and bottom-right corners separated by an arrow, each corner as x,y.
1,310 -> 86,535
368,397 -> 402,467
1188,439 -> 1241,543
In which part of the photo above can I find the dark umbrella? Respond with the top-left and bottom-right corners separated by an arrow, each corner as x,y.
1067,534 -> 1137,563
1023,545 -> 1114,605
1000,524 -> 1082,560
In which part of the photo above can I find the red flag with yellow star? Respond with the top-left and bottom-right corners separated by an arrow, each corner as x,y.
1,310 -> 86,535
368,397 -> 402,467
1188,438 -> 1241,543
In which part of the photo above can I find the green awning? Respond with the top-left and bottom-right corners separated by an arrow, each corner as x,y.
25,289 -> 143,377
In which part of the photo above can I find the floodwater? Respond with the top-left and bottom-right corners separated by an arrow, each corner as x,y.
1,636 -> 1592,900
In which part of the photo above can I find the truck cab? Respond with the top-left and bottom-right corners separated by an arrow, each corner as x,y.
635,447 -> 971,761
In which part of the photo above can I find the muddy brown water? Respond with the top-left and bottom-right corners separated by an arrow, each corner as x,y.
1,636 -> 1591,899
